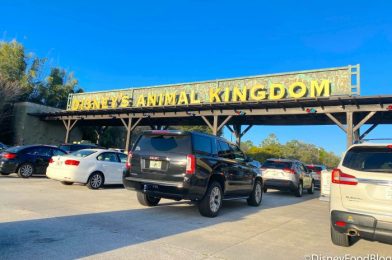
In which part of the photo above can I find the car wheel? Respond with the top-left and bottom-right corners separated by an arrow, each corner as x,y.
61,181 -> 74,185
247,180 -> 263,206
17,163 -> 34,178
198,181 -> 223,218
295,182 -> 303,197
331,225 -> 351,247
86,172 -> 104,189
136,191 -> 161,206
307,181 -> 315,194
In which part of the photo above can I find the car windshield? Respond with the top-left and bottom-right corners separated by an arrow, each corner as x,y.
263,160 -> 292,169
69,149 -> 97,158
134,134 -> 191,154
343,146 -> 392,173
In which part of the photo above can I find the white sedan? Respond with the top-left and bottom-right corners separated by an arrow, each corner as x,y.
46,149 -> 127,189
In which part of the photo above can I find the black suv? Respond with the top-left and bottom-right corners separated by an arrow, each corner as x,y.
123,130 -> 263,217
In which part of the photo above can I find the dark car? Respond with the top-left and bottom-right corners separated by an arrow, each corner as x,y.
123,130 -> 263,217
58,143 -> 100,154
0,145 -> 66,178
0,142 -> 8,151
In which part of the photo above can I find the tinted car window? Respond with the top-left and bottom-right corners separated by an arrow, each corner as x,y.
263,160 -> 293,169
343,146 -> 392,173
70,150 -> 97,158
26,147 -> 51,156
52,148 -> 66,156
59,145 -> 71,152
307,165 -> 323,172
134,134 -> 191,154
97,152 -> 119,162
229,144 -> 246,161
118,153 -> 127,163
192,135 -> 212,155
217,141 -> 233,158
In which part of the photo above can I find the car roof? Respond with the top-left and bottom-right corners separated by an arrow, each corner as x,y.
348,142 -> 392,148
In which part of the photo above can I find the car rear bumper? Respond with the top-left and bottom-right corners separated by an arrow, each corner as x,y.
331,210 -> 392,244
264,179 -> 297,191
46,167 -> 87,183
0,160 -> 18,174
123,176 -> 201,201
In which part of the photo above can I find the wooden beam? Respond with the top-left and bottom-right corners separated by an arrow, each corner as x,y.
241,125 -> 253,137
213,115 -> 218,135
217,115 -> 233,132
226,125 -> 234,133
347,112 -> 354,148
69,119 -> 78,131
325,113 -> 346,133
359,123 -> 378,140
353,111 -> 376,132
201,116 -> 213,130
130,118 -> 142,132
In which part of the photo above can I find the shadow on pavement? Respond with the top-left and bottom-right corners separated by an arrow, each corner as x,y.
0,190 -> 318,259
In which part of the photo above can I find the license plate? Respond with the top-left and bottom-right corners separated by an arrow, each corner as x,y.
149,160 -> 162,169
386,187 -> 392,200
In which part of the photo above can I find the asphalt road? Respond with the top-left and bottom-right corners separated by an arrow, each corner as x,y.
0,175 -> 391,260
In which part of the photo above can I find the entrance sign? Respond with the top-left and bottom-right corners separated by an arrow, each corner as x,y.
67,65 -> 360,111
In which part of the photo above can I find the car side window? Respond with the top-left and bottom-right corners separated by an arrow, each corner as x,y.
192,135 -> 212,155
217,141 -> 233,159
29,147 -> 51,157
229,144 -> 246,162
118,153 -> 127,163
97,152 -> 119,162
299,163 -> 307,173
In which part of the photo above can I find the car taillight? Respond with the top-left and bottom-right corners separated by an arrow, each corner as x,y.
49,158 -> 54,164
316,171 -> 321,175
2,153 -> 17,159
186,154 -> 196,174
335,221 -> 346,227
125,152 -> 133,170
283,168 -> 295,174
332,168 -> 357,185
64,159 -> 80,166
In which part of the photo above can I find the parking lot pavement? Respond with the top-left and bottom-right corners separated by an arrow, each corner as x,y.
0,176 -> 391,260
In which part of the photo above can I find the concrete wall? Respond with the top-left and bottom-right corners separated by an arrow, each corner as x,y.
12,102 -> 82,146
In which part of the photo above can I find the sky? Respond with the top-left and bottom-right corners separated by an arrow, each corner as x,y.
1,0 -> 392,155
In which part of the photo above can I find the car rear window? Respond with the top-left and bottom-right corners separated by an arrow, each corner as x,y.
343,146 -> 392,173
134,134 -> 191,154
263,160 -> 293,169
192,135 -> 212,154
307,166 -> 323,172
69,150 -> 97,158
5,146 -> 24,153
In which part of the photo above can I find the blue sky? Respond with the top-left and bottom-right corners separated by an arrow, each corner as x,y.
1,0 -> 392,155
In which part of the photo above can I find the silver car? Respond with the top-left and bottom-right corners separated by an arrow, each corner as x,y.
262,159 -> 315,197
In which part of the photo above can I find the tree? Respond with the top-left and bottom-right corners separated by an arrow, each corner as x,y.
30,68 -> 83,109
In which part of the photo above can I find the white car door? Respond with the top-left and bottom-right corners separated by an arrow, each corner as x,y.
96,152 -> 122,184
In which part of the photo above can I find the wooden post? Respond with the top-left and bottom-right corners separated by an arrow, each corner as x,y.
212,115 -> 218,135
346,112 -> 354,148
62,119 -> 78,143
234,125 -> 241,146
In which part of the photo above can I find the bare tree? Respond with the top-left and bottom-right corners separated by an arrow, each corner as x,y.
0,75 -> 26,127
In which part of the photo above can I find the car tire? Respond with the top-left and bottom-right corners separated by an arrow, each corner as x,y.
198,181 -> 223,218
61,181 -> 74,185
17,163 -> 34,178
247,180 -> 263,206
331,225 -> 351,247
86,172 -> 104,190
307,181 -> 315,194
136,191 -> 161,206
294,182 -> 303,197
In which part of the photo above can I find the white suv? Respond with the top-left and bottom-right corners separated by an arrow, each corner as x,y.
330,143 -> 392,246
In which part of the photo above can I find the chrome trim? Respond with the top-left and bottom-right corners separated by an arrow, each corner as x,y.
357,178 -> 392,187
